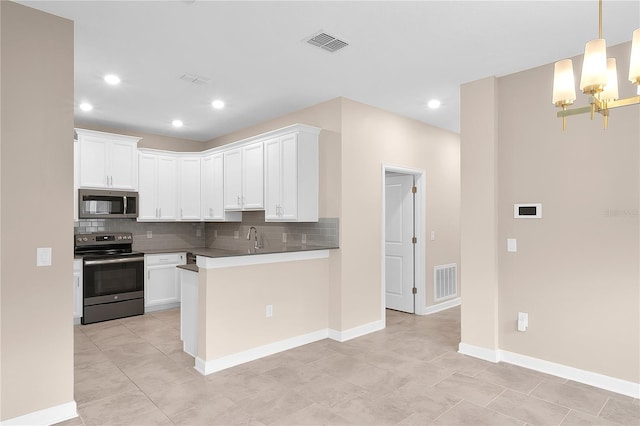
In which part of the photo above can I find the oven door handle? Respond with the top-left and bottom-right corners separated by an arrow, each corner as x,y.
84,256 -> 144,266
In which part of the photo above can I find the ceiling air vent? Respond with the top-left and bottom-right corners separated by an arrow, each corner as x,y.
306,32 -> 349,53
179,73 -> 210,85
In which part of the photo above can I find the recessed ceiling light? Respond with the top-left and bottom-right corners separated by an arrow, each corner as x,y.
79,102 -> 93,112
104,74 -> 121,85
172,119 -> 183,128
427,99 -> 441,109
211,100 -> 225,110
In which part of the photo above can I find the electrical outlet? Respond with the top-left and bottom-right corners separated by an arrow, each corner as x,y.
214,230 -> 218,238
517,312 -> 528,332
196,228 -> 201,237
266,305 -> 273,318
234,230 -> 239,239
431,231 -> 436,241
147,230 -> 152,239
282,233 -> 287,243
301,234 -> 307,244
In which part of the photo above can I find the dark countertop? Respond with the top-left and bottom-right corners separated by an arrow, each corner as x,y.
189,245 -> 338,258
177,264 -> 199,273
136,245 -> 338,258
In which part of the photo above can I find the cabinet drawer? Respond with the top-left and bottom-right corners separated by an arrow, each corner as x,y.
145,253 -> 185,266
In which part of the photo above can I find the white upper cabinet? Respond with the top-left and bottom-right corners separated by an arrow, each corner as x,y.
75,128 -> 140,190
264,129 -> 319,222
224,141 -> 264,211
202,153 -> 241,222
178,156 -> 201,221
138,151 -> 177,221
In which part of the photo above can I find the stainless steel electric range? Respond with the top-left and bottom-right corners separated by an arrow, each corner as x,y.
74,232 -> 144,324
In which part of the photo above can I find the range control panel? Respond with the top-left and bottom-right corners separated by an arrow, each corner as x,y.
75,232 -> 133,246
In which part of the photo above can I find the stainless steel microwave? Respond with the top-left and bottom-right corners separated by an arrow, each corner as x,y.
78,189 -> 138,219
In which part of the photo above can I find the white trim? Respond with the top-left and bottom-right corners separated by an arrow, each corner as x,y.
382,165 -> 426,317
194,329 -> 329,375
194,319 -> 386,375
500,350 -> 640,399
0,401 -> 77,426
458,343 -> 640,399
328,319 -> 385,342
197,249 -> 329,269
458,342 -> 501,363
144,301 -> 180,313
418,297 -> 461,316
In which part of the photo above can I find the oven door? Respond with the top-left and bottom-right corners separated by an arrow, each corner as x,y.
83,255 -> 144,305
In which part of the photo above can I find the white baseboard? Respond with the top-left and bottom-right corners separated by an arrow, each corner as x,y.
195,319 -> 387,375
0,401 -> 77,426
195,329 -> 330,375
145,302 -> 180,313
328,319 -> 385,342
418,297 -> 461,316
458,342 -> 640,399
458,342 -> 501,363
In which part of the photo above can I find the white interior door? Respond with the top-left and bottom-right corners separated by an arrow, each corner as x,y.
385,174 -> 415,313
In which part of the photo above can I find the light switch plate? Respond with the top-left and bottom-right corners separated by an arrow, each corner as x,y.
37,247 -> 52,267
507,238 -> 517,252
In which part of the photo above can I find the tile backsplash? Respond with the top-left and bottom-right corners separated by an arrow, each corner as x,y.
204,211 -> 339,251
74,213 -> 339,251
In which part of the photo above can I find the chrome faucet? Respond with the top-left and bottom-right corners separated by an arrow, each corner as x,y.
246,226 -> 260,250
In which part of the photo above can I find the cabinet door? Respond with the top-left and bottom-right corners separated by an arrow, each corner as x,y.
109,140 -> 138,190
201,154 -> 216,220
78,136 -> 109,188
242,142 -> 264,209
146,266 -> 180,307
210,153 -> 226,220
264,138 -> 281,220
179,157 -> 201,220
279,134 -> 299,220
157,156 -> 178,220
223,148 -> 242,210
138,153 -> 158,220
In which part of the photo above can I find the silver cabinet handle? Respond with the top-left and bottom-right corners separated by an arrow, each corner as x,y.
181,208 -> 183,218
237,195 -> 241,206
209,207 -> 213,216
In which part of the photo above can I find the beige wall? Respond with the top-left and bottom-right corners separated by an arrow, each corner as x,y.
199,258 -> 330,360
75,122 -> 206,152
1,1 -> 75,420
461,42 -> 639,383
459,77 -> 500,350
340,99 -> 460,327
207,97 -> 460,332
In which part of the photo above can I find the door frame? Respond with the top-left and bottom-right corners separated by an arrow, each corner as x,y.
381,164 -> 426,323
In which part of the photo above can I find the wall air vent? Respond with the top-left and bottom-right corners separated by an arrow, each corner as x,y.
179,73 -> 210,85
306,32 -> 349,53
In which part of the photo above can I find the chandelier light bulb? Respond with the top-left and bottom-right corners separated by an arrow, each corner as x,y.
580,39 -> 608,94
598,58 -> 619,102
552,59 -> 576,106
629,28 -> 640,84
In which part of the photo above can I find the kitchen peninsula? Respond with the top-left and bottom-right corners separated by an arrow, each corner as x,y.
179,244 -> 338,376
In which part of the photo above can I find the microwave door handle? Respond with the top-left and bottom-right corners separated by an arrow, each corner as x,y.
123,196 -> 127,214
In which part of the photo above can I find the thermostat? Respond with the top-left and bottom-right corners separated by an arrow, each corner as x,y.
514,203 -> 542,219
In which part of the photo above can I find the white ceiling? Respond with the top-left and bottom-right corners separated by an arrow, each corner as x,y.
19,1 -> 640,142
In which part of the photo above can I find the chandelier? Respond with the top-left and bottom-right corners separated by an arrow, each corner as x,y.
552,0 -> 640,130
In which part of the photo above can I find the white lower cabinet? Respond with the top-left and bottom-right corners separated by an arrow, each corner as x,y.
144,253 -> 186,311
73,259 -> 83,324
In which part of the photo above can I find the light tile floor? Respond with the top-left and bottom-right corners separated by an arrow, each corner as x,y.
59,307 -> 640,426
